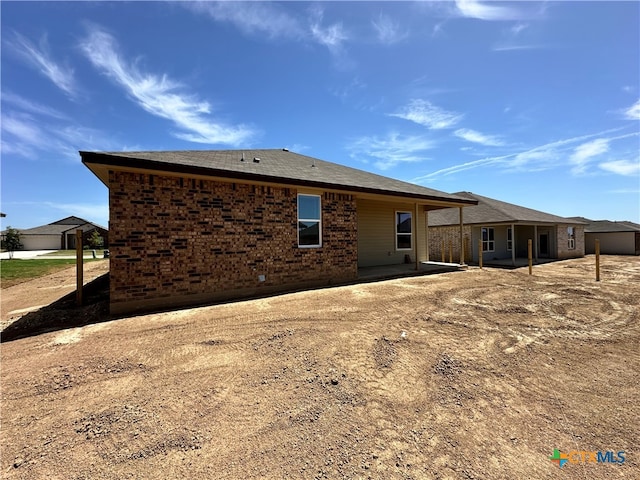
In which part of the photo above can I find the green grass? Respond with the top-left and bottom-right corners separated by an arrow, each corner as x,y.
0,258 -> 105,288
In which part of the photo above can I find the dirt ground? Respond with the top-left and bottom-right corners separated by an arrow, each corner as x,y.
1,261 -> 109,331
1,255 -> 638,479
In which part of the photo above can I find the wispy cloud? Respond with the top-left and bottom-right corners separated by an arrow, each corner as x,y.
6,32 -> 77,98
186,1 -> 303,40
455,0 -> 524,21
1,92 -> 70,120
185,2 -> 348,61
454,128 -> 504,146
1,111 -> 119,161
510,23 -> 528,35
492,20 -> 546,51
624,99 -> 640,120
308,6 -> 350,67
372,13 -> 408,45
347,132 -> 433,170
492,44 -> 545,52
412,129 -> 637,183
79,26 -> 255,146
599,159 -> 640,176
389,99 -> 463,130
569,138 -> 610,174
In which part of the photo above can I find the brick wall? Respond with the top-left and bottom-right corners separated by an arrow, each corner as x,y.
108,171 -> 358,314
428,225 -> 472,263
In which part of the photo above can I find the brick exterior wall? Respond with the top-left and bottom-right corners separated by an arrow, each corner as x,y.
556,224 -> 585,259
428,225 -> 473,263
108,171 -> 358,314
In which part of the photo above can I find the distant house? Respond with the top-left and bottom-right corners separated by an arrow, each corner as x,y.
570,217 -> 640,255
427,192 -> 586,265
4,216 -> 108,250
81,149 -> 477,314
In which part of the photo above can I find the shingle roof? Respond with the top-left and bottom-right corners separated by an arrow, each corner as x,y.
8,218 -> 107,236
16,224 -> 72,235
80,149 -> 476,206
569,217 -> 640,233
428,192 -> 587,226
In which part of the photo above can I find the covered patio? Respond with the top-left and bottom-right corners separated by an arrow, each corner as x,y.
358,261 -> 466,281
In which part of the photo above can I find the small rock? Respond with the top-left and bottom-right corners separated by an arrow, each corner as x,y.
13,458 -> 24,468
331,378 -> 339,385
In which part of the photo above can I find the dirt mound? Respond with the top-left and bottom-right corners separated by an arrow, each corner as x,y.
1,255 -> 638,479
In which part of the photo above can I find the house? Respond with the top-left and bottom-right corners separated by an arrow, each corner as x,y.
80,149 -> 477,315
569,217 -> 640,255
427,192 -> 586,265
4,216 -> 108,250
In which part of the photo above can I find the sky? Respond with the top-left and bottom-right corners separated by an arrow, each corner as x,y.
1,0 -> 639,231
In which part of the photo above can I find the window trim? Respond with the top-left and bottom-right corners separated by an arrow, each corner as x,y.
297,194 -> 322,248
567,226 -> 576,250
482,227 -> 495,252
395,211 -> 413,251
507,227 -> 513,251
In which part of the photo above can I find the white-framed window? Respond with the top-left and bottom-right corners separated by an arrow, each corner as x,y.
567,226 -> 575,250
507,227 -> 513,251
396,211 -> 412,250
482,227 -> 495,252
298,194 -> 322,248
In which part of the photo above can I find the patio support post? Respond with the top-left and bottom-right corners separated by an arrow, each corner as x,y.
459,206 -> 465,265
511,223 -> 516,266
534,225 -> 539,262
415,203 -> 419,271
425,210 -> 429,262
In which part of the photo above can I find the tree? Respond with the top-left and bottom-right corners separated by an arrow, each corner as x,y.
87,230 -> 104,249
2,227 -> 23,259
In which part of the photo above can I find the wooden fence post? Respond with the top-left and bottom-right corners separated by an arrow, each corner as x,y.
595,239 -> 600,282
76,229 -> 83,306
478,239 -> 483,269
528,239 -> 532,275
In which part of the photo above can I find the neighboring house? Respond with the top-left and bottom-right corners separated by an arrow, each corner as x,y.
427,192 -> 586,265
81,149 -> 477,315
3,216 -> 108,250
569,217 -> 640,255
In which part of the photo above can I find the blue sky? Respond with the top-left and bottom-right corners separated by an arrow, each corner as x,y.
1,1 -> 639,230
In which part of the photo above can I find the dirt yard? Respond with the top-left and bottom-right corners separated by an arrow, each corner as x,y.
1,256 -> 638,479
1,260 -> 109,331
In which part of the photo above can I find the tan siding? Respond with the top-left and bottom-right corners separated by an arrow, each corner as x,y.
20,235 -> 61,250
357,199 -> 415,267
585,231 -> 636,255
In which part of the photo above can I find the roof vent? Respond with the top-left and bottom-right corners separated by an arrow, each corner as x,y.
282,148 -> 289,152
241,151 -> 245,162
253,157 -> 260,163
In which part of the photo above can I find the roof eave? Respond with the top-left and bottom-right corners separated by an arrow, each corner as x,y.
81,151 -> 477,207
